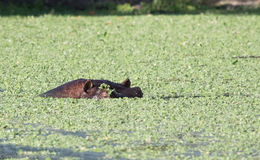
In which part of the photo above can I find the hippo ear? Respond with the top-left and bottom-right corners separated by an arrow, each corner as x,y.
121,78 -> 131,87
84,80 -> 93,92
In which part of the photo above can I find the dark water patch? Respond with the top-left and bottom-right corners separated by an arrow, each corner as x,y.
155,95 -> 204,100
0,143 -> 105,159
184,150 -> 201,157
0,137 -> 8,143
155,92 -> 258,100
182,141 -> 210,148
128,142 -> 204,158
240,150 -> 260,158
155,93 -> 231,100
171,150 -> 201,158
153,131 -> 220,152
139,144 -> 170,151
4,123 -> 101,143
255,114 -> 260,117
23,123 -> 96,138
209,150 -> 260,158
127,137 -> 211,153
44,128 -> 88,138
190,130 -> 217,140
100,140 -> 119,147
0,88 -> 4,92
233,55 -> 260,59
190,130 -> 206,137
109,129 -> 133,135
123,143 -> 171,152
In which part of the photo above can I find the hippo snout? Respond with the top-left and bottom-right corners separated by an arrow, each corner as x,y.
133,87 -> 143,98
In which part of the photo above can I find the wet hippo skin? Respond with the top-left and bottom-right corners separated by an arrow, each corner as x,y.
40,78 -> 143,99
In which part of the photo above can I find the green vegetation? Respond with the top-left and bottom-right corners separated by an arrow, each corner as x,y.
99,84 -> 114,96
0,13 -> 260,159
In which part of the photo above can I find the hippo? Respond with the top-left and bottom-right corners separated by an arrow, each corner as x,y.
40,78 -> 143,99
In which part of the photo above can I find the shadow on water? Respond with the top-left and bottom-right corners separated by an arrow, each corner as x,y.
0,143 -> 105,159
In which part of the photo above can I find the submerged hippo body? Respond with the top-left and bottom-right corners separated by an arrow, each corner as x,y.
40,78 -> 143,99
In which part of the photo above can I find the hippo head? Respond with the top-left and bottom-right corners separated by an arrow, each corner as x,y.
111,87 -> 143,98
83,78 -> 143,99
109,78 -> 143,98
